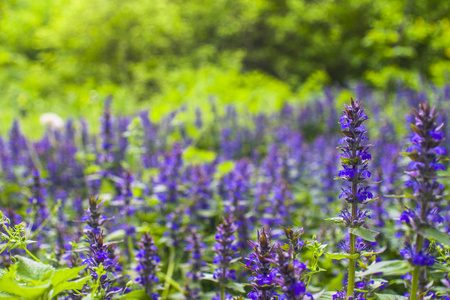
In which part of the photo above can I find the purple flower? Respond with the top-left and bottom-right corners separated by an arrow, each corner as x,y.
339,208 -> 370,228
271,245 -> 311,300
27,168 -> 49,231
80,197 -> 119,299
400,102 -> 447,296
212,215 -> 238,287
185,229 -> 206,282
136,232 -> 160,299
400,246 -> 435,267
244,228 -> 277,300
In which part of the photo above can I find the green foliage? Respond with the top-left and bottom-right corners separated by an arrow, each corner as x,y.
325,252 -> 359,260
418,227 -> 450,246
0,256 -> 89,299
1,0 -> 449,135
356,260 -> 411,277
375,294 -> 408,300
350,227 -> 380,243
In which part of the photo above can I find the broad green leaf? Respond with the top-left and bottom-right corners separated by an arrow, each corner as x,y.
375,293 -> 408,300
360,247 -> 386,257
325,217 -> 344,225
434,263 -> 450,272
104,229 -> 125,242
201,273 -> 217,282
357,260 -> 410,277
0,290 -> 21,299
225,282 -> 246,293
119,290 -> 153,300
420,228 -> 450,245
15,256 -> 54,282
85,165 -> 101,175
341,157 -> 358,165
51,275 -> 90,299
370,279 -> 388,289
318,291 -> 337,299
351,227 -> 379,242
51,265 -> 86,287
0,273 -> 50,299
200,292 -> 218,300
325,252 -> 359,260
182,147 -> 216,164
215,161 -> 235,178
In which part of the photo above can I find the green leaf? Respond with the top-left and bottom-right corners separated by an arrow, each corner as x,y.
0,272 -> 50,299
0,270 -> 6,280
318,291 -> 337,300
357,260 -> 410,277
15,256 -> 54,282
51,265 -> 86,287
51,275 -> 90,298
375,293 -> 408,300
419,228 -> 450,245
434,263 -> 450,273
350,227 -> 379,242
225,282 -> 246,293
325,217 -> 344,225
325,252 -> 359,260
85,164 -> 101,175
280,244 -> 290,251
104,229 -> 125,242
340,157 -> 358,165
215,161 -> 235,178
360,247 -> 386,257
201,273 -> 217,282
182,147 -> 216,165
0,291 -> 21,299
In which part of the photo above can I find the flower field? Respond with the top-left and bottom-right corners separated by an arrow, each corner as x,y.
0,86 -> 449,300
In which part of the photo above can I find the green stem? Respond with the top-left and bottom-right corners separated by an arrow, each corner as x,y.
31,201 -> 61,238
0,241 -> 11,256
347,179 -> 358,300
23,247 -> 41,262
127,235 -> 134,263
157,272 -> 184,293
410,234 -> 424,300
220,285 -> 225,300
347,231 -> 356,298
162,246 -> 175,299
306,249 -> 319,289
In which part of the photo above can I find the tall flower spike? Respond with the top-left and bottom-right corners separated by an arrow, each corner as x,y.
99,96 -> 115,168
212,215 -> 238,300
80,196 -> 119,299
136,232 -> 160,300
185,228 -> 206,282
244,228 -> 277,300
271,245 -> 312,300
81,197 -> 109,244
337,98 -> 373,298
184,229 -> 206,300
27,168 -> 49,231
402,102 -> 447,300
83,232 -> 119,299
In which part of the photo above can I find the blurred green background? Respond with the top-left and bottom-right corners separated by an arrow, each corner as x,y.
1,0 -> 450,135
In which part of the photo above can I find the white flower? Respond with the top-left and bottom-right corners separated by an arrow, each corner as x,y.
39,113 -> 64,130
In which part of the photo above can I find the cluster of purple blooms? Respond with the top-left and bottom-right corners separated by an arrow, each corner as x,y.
136,232 -> 160,299
213,215 -> 238,286
81,197 -> 120,299
400,102 -> 448,299
0,85 -> 449,299
245,228 -> 278,299
334,98 -> 375,299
